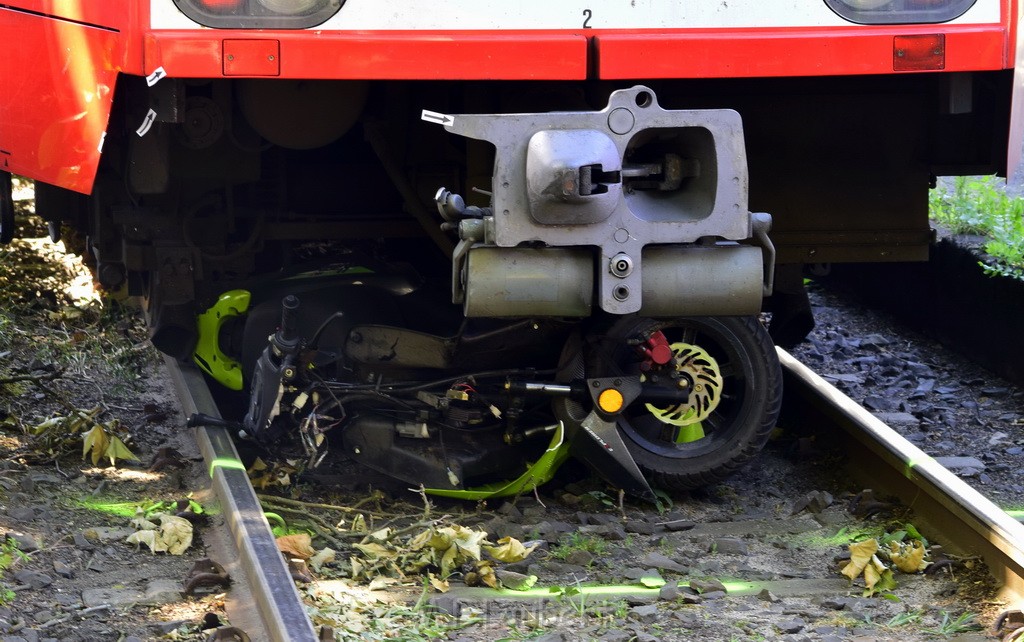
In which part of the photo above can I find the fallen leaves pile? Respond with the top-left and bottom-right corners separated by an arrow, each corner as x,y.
841,528 -> 931,597
270,522 -> 538,640
123,501 -> 202,555
28,406 -> 139,467
276,521 -> 537,592
126,513 -> 194,555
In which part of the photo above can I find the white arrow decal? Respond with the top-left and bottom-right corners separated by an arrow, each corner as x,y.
421,109 -> 454,126
136,109 -> 157,137
146,66 -> 167,87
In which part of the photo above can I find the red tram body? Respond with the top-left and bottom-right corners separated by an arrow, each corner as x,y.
1,1 -> 1021,496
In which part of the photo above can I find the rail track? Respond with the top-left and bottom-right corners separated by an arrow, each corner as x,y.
164,349 -> 1024,641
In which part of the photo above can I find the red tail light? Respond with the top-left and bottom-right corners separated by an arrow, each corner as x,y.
172,0 -> 344,29
893,33 -> 945,70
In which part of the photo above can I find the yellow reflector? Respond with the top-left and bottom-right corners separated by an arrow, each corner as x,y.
598,389 -> 625,413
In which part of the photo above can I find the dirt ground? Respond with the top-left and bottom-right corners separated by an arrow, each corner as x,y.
2,187 -> 1021,642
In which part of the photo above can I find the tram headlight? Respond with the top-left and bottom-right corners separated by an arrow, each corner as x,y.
824,0 -> 977,24
173,0 -> 343,28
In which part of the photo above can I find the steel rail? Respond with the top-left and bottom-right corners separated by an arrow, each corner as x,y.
163,345 -> 1024,635
778,348 -> 1024,608
165,357 -> 319,642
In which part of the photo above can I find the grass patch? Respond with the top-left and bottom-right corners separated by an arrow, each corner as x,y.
549,532 -> 609,561
930,175 -> 1024,281
923,611 -> 982,636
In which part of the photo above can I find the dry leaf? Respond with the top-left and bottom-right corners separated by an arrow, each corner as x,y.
449,525 -> 487,560
478,564 -> 498,588
428,572 -> 450,593
310,547 -> 336,572
130,516 -> 158,531
126,529 -> 167,554
484,536 -> 537,563
353,542 -> 397,560
126,514 -> 193,555
889,540 -> 930,573
82,424 -> 109,466
160,514 -> 194,555
367,576 -> 399,591
841,538 -> 878,581
350,514 -> 367,533
277,533 -> 316,560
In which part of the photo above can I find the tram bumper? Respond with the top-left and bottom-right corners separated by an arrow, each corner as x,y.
430,85 -> 774,318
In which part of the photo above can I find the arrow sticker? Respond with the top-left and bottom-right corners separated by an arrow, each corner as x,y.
421,109 -> 454,126
136,109 -> 157,137
146,66 -> 167,87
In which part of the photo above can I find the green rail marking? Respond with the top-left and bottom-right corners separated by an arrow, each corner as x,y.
209,457 -> 247,478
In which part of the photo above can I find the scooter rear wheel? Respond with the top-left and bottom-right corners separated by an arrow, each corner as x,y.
571,315 -> 783,492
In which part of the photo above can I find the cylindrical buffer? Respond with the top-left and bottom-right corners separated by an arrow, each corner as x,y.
463,243 -> 764,318
640,244 -> 763,317
464,246 -> 593,317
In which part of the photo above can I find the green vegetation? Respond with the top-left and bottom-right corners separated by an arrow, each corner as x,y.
0,538 -> 27,606
929,175 -> 1024,281
923,610 -> 982,636
549,532 -> 609,561
885,609 -> 924,628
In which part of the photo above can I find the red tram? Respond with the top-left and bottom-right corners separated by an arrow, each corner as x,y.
0,1 -> 1019,497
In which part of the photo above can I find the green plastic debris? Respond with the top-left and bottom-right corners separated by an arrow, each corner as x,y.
194,289 -> 251,390
425,422 -> 570,500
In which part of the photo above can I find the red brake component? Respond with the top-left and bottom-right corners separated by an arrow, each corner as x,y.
638,331 -> 673,370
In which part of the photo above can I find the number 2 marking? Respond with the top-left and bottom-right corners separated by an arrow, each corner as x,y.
583,8 -> 592,28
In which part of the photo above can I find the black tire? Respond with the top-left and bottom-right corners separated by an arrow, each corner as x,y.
588,315 -> 782,491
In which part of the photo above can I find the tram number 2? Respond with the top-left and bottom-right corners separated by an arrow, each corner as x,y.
583,8 -> 592,28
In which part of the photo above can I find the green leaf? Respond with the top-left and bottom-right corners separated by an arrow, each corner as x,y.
864,565 -> 897,597
904,523 -> 928,548
500,573 -> 537,591
104,435 -> 138,467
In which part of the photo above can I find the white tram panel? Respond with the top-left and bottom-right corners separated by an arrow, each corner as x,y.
150,0 -> 1002,31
